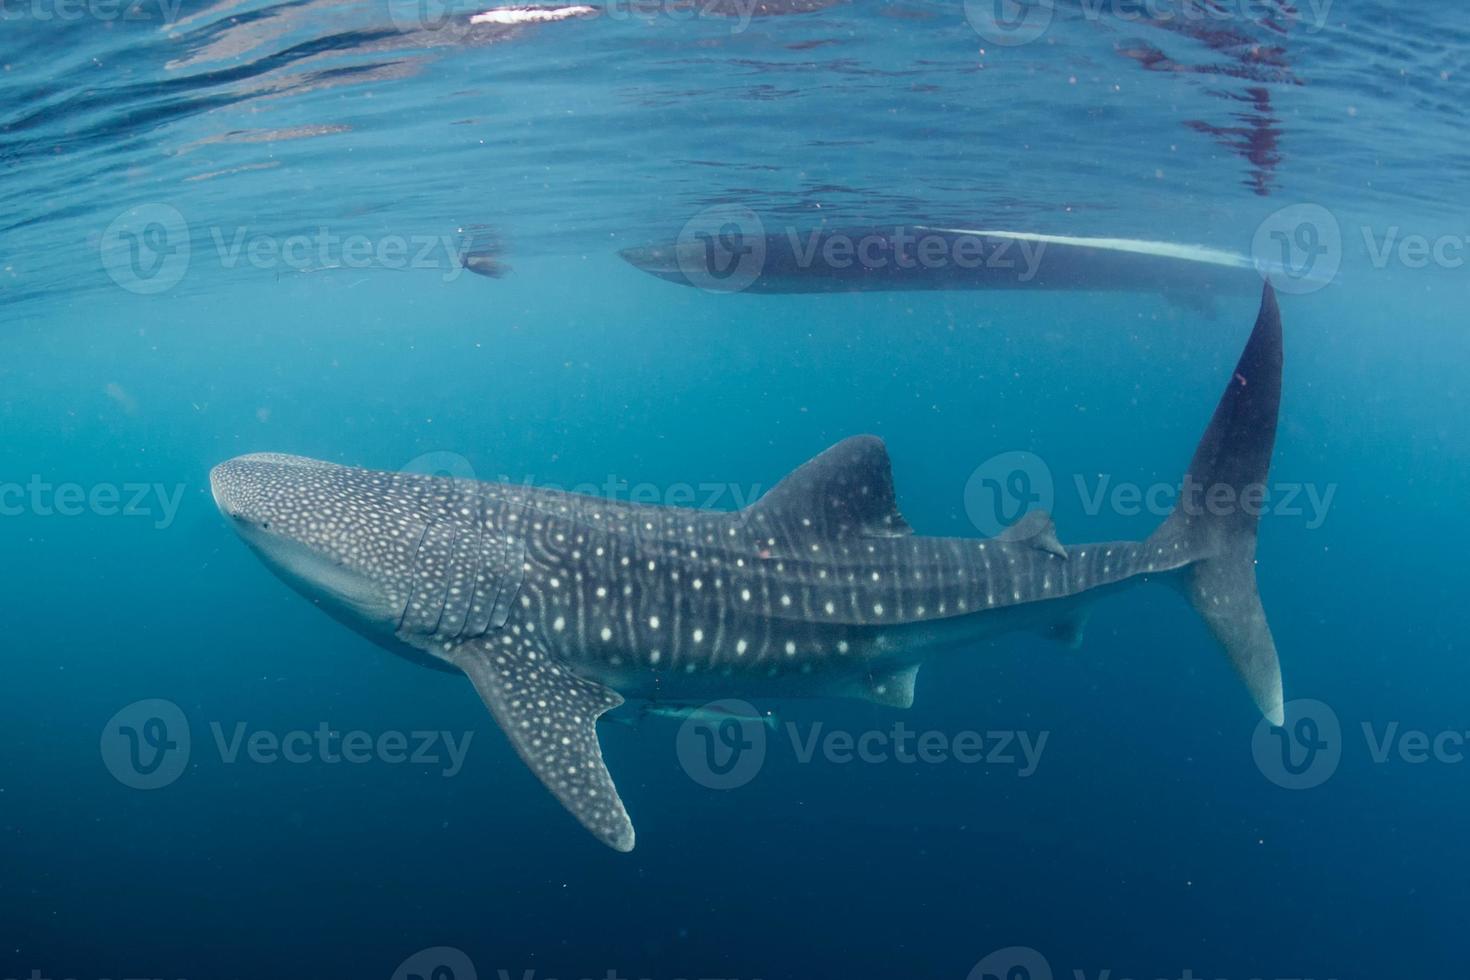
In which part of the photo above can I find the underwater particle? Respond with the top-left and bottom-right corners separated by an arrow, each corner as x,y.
104,382 -> 138,415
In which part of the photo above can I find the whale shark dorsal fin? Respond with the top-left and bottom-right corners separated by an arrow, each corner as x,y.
999,509 -> 1067,559
454,638 -> 635,852
748,435 -> 913,540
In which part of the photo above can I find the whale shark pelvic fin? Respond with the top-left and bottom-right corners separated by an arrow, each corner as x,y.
862,664 -> 920,708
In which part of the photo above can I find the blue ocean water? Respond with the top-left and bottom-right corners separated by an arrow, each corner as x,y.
3,2 -> 1469,979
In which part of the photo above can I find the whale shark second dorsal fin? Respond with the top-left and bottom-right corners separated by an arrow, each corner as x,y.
999,509 -> 1068,559
746,435 -> 913,541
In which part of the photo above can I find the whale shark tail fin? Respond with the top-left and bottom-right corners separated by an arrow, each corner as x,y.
1148,283 -> 1285,725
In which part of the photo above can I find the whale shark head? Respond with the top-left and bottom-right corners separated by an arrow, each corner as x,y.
209,453 -> 421,640
617,242 -> 696,285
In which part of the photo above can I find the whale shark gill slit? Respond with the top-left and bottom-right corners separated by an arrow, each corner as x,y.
400,508 -> 526,643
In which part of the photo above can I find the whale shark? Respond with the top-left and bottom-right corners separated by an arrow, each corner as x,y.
210,285 -> 1287,851
619,224 -> 1282,303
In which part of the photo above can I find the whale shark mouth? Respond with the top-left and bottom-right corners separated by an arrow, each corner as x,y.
617,244 -> 682,277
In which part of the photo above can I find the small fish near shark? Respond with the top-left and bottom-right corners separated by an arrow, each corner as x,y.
620,224 -> 1282,305
211,285 -> 1288,851
457,224 -> 510,280
606,700 -> 781,733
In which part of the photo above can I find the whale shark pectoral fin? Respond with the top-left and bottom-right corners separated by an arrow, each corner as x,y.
747,434 -> 913,541
454,639 -> 635,852
860,665 -> 919,708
